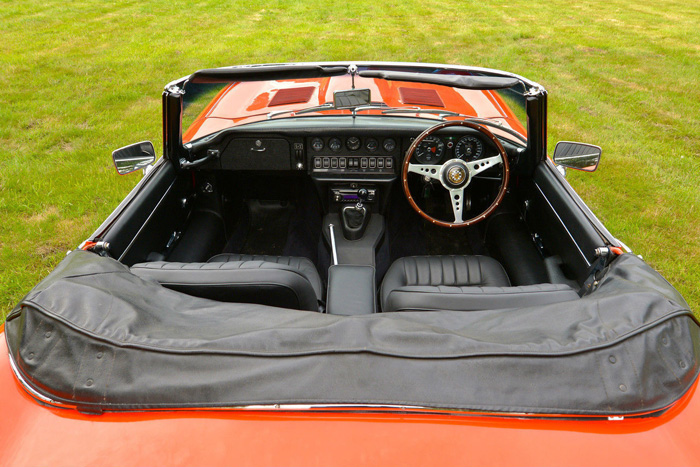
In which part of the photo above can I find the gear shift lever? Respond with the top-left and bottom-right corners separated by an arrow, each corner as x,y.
356,188 -> 369,208
341,188 -> 370,240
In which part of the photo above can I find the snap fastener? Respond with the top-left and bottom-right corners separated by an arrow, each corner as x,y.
608,356 -> 616,364
96,352 -> 103,359
619,384 -> 627,392
86,379 -> 94,387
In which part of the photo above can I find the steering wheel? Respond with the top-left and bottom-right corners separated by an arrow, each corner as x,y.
402,120 -> 510,228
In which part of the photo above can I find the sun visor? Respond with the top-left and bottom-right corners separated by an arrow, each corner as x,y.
187,65 -> 348,84
358,70 -> 521,90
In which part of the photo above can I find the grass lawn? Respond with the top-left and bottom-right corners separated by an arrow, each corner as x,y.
1,0 -> 698,318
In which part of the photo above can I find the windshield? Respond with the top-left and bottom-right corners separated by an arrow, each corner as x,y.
181,67 -> 529,144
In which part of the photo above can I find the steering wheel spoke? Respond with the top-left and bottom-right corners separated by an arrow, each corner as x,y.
407,163 -> 442,181
468,155 -> 503,177
449,188 -> 465,224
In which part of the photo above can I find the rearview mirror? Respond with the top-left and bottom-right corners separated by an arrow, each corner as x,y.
333,88 -> 371,109
552,141 -> 602,172
112,141 -> 156,175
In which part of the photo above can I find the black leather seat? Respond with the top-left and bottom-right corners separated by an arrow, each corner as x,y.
380,255 -> 579,312
131,254 -> 323,311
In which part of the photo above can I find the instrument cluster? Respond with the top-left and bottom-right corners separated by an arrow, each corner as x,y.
413,135 -> 487,164
309,136 -> 397,154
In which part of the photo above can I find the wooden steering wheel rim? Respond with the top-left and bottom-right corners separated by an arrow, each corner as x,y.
401,120 -> 510,228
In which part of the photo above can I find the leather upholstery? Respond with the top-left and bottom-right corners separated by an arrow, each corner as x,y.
208,254 -> 324,300
326,265 -> 376,315
131,254 -> 323,311
381,255 -> 578,312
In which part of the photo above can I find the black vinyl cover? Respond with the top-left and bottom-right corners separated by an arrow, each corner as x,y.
5,251 -> 699,415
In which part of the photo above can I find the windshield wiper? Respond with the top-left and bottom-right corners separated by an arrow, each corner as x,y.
381,107 -> 466,119
267,102 -> 390,119
464,117 -> 527,144
267,103 -> 335,119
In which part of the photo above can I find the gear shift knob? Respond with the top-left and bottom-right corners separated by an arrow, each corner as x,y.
342,187 -> 371,240
356,188 -> 369,208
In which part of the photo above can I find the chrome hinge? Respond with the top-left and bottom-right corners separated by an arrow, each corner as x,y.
524,86 -> 541,97
166,85 -> 185,96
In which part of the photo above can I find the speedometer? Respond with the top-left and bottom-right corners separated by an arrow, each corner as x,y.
414,136 -> 445,164
455,136 -> 483,161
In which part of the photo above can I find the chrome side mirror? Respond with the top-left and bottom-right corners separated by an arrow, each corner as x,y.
552,141 -> 602,172
112,141 -> 156,175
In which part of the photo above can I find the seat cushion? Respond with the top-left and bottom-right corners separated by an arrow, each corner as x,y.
381,255 -> 578,312
131,255 -> 323,311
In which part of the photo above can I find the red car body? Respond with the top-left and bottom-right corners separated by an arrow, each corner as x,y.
3,63 -> 698,466
1,333 -> 698,466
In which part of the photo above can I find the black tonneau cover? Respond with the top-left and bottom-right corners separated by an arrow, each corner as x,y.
6,251 -> 698,415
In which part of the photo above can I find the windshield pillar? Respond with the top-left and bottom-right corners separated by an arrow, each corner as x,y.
163,86 -> 186,163
525,88 -> 547,174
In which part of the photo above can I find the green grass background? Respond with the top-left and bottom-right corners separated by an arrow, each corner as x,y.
1,0 -> 698,319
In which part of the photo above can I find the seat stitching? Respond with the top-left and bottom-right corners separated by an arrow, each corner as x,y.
451,256 -> 459,286
428,257 -> 432,286
403,258 -> 409,287
477,257 -> 483,286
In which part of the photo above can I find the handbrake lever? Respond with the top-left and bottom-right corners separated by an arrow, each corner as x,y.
328,223 -> 339,265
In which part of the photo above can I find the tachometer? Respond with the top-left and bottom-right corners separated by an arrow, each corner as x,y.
455,136 -> 483,161
414,136 -> 445,163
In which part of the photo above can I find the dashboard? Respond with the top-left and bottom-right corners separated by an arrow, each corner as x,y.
190,119 -> 524,212
189,116 -> 523,177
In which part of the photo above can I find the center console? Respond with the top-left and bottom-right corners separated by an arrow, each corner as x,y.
307,135 -> 400,314
308,134 -> 400,212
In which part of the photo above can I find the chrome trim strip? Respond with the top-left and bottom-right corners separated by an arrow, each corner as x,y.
534,183 -> 591,267
8,355 -> 60,405
239,403 -> 426,411
87,156 -> 167,242
117,179 -> 177,262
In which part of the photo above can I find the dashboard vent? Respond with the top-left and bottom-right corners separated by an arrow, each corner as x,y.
269,87 -> 315,107
398,87 -> 445,108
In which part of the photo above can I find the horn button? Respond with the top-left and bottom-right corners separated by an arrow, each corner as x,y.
442,160 -> 470,188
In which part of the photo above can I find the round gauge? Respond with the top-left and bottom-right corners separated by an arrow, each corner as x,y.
383,138 -> 397,152
414,136 -> 445,164
455,136 -> 483,161
346,136 -> 361,151
329,137 -> 342,152
311,138 -> 324,152
365,138 -> 378,152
